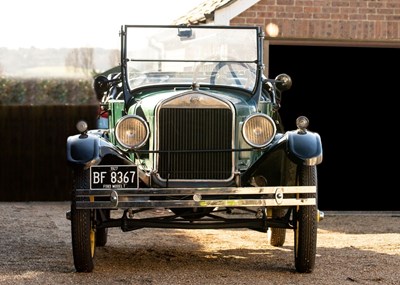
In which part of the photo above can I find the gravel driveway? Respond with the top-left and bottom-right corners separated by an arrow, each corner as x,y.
0,202 -> 399,285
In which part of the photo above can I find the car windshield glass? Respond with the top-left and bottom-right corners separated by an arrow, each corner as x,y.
124,25 -> 259,91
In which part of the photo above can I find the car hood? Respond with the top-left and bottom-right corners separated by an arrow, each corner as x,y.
128,87 -> 257,119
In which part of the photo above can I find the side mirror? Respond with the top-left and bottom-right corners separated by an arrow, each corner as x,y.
93,75 -> 110,101
275,73 -> 292,92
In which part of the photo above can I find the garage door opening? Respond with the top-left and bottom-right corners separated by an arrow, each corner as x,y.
269,45 -> 398,211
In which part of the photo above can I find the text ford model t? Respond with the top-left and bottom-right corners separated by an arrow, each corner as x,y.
66,25 -> 323,273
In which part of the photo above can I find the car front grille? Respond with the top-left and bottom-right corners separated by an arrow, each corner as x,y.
157,107 -> 233,180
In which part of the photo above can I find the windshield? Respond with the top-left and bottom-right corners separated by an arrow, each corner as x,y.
123,25 -> 260,92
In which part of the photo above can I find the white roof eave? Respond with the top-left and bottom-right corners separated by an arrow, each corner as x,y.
213,0 -> 260,25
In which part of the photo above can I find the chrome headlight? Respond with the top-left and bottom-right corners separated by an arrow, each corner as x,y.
242,114 -> 276,148
115,115 -> 149,149
76,120 -> 88,133
296,116 -> 309,130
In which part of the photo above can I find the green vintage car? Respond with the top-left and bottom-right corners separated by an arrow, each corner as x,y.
66,25 -> 323,273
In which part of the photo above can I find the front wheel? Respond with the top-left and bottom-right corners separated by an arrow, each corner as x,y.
95,209 -> 110,247
294,165 -> 318,273
71,170 -> 96,272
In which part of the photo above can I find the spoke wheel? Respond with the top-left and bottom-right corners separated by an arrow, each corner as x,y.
71,169 -> 95,272
294,165 -> 318,273
269,208 -> 287,247
95,209 -> 110,247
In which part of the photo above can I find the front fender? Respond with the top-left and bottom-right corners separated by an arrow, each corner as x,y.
286,130 -> 323,165
66,133 -> 131,167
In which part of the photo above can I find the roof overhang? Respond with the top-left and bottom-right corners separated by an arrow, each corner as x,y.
214,0 -> 260,25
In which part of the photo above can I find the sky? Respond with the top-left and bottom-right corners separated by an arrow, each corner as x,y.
1,0 -> 204,49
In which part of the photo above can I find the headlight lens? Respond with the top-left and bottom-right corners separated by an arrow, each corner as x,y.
242,114 -> 276,148
115,115 -> 149,149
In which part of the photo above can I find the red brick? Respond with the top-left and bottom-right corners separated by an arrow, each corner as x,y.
277,0 -> 295,5
246,0 -> 400,42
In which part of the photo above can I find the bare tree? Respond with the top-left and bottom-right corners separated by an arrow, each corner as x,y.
65,48 -> 95,78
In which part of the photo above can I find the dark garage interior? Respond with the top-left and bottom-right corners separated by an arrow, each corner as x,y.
269,45 -> 398,211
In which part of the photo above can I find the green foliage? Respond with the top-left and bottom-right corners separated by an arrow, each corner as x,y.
0,77 -> 97,105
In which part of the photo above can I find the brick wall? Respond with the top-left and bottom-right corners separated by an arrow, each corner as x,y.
230,0 -> 400,43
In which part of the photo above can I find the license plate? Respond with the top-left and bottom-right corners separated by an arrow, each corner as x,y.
90,165 -> 138,190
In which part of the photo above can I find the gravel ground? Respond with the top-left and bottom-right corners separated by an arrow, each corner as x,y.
0,202 -> 399,285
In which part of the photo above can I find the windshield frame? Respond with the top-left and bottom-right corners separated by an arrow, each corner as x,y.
120,25 -> 264,102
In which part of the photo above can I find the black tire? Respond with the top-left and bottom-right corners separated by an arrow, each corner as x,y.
269,208 -> 287,247
294,165 -> 318,273
95,210 -> 109,247
71,169 -> 95,272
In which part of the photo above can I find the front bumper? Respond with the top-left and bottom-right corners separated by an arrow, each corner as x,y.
74,186 -> 316,209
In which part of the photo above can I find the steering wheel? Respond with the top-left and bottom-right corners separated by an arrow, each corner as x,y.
210,62 -> 244,85
193,58 -> 256,89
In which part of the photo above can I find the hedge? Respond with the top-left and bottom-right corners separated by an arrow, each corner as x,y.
0,77 -> 97,105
